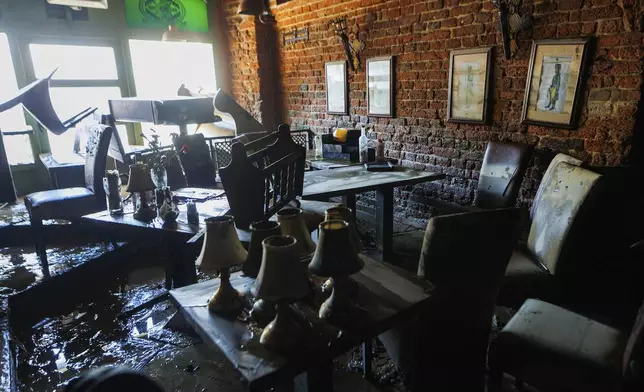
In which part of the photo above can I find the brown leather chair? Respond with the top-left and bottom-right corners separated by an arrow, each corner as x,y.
489,298 -> 644,392
475,141 -> 534,209
25,125 -> 113,275
498,154 -> 602,309
379,208 -> 522,392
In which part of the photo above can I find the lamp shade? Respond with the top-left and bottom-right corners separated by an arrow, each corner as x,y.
126,163 -> 156,193
309,220 -> 364,277
256,235 -> 311,302
196,216 -> 247,271
325,206 -> 363,253
276,208 -> 316,256
238,0 -> 268,15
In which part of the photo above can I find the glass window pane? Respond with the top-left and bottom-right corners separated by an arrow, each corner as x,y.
47,86 -> 122,158
30,44 -> 118,80
0,33 -> 32,164
4,135 -> 34,165
129,39 -> 217,144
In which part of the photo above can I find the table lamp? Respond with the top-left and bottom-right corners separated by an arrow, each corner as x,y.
324,206 -> 363,254
256,234 -> 312,349
126,163 -> 157,221
196,216 -> 248,313
309,220 -> 364,320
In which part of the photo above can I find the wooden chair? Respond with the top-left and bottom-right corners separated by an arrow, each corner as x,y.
498,155 -> 603,309
24,125 -> 113,275
379,208 -> 522,392
219,124 -> 306,229
489,298 -> 644,392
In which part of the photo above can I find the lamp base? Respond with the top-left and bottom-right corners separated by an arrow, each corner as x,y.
319,276 -> 352,320
260,303 -> 302,350
133,204 -> 157,221
208,269 -> 243,313
250,299 -> 276,327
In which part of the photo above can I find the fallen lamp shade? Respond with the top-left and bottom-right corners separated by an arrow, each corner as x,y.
309,220 -> 364,320
256,235 -> 312,349
196,216 -> 248,314
126,163 -> 157,221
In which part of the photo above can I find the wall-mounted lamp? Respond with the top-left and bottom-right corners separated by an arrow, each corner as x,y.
493,0 -> 533,59
238,0 -> 276,24
330,17 -> 356,71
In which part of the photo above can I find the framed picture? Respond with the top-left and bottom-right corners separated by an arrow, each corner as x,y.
325,61 -> 348,115
366,56 -> 394,117
521,38 -> 592,129
447,47 -> 493,124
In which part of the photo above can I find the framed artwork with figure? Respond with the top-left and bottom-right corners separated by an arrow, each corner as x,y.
521,38 -> 592,129
447,47 -> 493,125
366,56 -> 394,117
325,61 -> 348,115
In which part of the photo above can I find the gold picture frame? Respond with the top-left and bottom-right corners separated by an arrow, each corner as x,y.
521,38 -> 592,129
447,47 -> 493,125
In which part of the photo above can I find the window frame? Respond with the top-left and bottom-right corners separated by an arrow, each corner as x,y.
18,35 -> 135,155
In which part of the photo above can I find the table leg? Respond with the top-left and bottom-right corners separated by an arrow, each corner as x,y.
342,194 -> 357,219
293,361 -> 334,392
362,339 -> 373,380
375,187 -> 394,261
166,239 -> 198,289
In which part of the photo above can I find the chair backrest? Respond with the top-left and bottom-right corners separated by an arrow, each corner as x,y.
173,133 -> 218,188
83,125 -> 113,201
624,300 -> 644,386
476,141 -> 534,209
527,161 -> 603,273
220,124 -> 306,229
531,153 -> 583,220
415,208 -> 521,389
418,208 -> 521,288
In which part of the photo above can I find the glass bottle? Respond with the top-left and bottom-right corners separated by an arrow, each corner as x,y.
314,134 -> 323,158
359,126 -> 369,163
375,137 -> 385,162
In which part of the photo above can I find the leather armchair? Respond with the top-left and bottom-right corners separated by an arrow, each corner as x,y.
428,141 -> 533,214
25,125 -> 113,276
498,154 -> 603,308
475,141 -> 534,209
379,208 -> 521,392
489,298 -> 644,392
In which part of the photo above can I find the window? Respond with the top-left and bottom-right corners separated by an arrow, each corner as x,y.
0,33 -> 34,165
29,43 -> 123,158
129,39 -> 218,145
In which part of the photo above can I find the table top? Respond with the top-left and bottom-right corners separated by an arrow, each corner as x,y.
302,165 -> 445,199
39,152 -> 85,169
170,254 -> 432,391
80,197 -> 234,241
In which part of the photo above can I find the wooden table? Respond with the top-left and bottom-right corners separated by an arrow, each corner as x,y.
79,197 -> 233,288
302,166 -> 445,261
170,254 -> 433,392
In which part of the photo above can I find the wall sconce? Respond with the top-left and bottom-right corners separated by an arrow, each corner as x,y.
330,17 -> 357,71
493,0 -> 533,59
238,0 -> 276,24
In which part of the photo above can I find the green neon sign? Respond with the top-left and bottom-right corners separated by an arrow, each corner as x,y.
125,0 -> 209,33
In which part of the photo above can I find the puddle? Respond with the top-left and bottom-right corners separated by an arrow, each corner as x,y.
14,280 -> 200,391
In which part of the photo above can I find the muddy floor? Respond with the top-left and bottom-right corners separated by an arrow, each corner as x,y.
1,203 -> 520,392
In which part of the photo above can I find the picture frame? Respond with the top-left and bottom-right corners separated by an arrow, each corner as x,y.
366,56 -> 394,117
521,38 -> 593,129
325,61 -> 348,115
447,47 -> 493,125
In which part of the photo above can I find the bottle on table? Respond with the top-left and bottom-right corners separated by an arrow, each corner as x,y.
375,137 -> 385,162
359,126 -> 369,163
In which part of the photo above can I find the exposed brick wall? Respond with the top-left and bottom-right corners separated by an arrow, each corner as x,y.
223,0 -> 644,223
